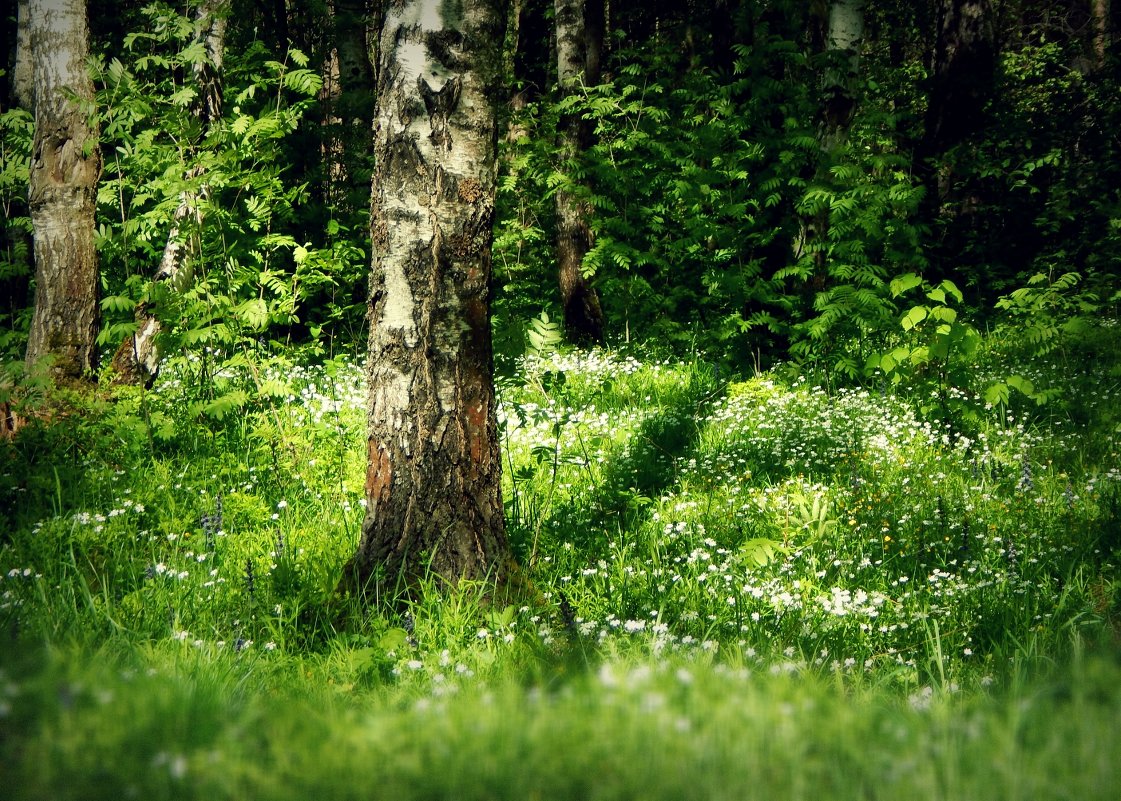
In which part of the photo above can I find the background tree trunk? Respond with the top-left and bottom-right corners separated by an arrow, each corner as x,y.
791,0 -> 866,284
916,0 -> 996,283
110,0 -> 229,386
554,0 -> 604,345
318,0 -> 375,213
25,0 -> 101,381
340,0 -> 510,604
917,0 -> 996,183
1092,0 -> 1111,69
12,0 -> 34,109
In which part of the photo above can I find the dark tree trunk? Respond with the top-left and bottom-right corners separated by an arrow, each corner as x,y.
584,0 -> 604,84
555,0 -> 605,345
340,0 -> 511,605
915,0 -> 996,282
25,0 -> 101,381
711,0 -> 736,75
918,0 -> 996,175
318,0 -> 375,212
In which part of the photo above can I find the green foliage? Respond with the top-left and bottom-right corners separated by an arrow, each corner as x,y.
995,271 -> 1101,358
496,30 -> 815,364
867,275 -> 979,398
0,106 -> 34,359
524,311 -> 564,358
779,145 -> 927,379
91,1 -> 362,397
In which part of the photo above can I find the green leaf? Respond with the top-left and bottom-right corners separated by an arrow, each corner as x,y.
930,305 -> 957,323
378,629 -> 408,653
1006,375 -> 1036,397
740,538 -> 785,568
984,382 -> 1010,407
939,280 -> 964,303
901,305 -> 928,331
192,390 -> 249,420
101,294 -> 137,313
889,273 -> 922,297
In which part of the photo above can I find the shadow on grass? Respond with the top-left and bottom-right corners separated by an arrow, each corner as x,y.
510,361 -> 724,563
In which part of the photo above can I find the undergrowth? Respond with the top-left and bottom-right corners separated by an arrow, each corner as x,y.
1,327 -> 1120,799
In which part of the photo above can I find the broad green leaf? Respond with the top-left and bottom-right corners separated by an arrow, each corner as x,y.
939,280 -> 964,303
930,306 -> 957,323
901,305 -> 928,331
984,382 -> 1010,407
1007,375 -> 1036,397
889,273 -> 922,297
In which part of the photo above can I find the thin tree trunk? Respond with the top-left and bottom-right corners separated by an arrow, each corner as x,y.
554,0 -> 604,345
13,0 -> 34,109
339,0 -> 511,605
1093,0 -> 1111,69
711,0 -> 735,75
318,0 -> 375,211
110,0 -> 228,385
822,0 -> 865,142
792,0 -> 866,283
25,0 -> 101,381
584,0 -> 605,85
915,0 -> 996,281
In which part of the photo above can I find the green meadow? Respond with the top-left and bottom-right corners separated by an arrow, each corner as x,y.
2,331 -> 1119,800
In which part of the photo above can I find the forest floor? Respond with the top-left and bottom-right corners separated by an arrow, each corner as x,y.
1,333 -> 1120,799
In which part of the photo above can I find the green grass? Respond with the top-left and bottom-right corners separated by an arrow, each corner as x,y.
1,333 -> 1120,799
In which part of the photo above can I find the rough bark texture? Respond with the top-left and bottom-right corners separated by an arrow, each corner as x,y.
340,0 -> 510,604
25,0 -> 101,381
13,0 -> 34,109
554,0 -> 604,345
110,0 -> 228,386
1093,0 -> 1111,69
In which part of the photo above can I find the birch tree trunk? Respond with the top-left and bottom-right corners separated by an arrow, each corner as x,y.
822,0 -> 865,142
792,0 -> 866,281
13,0 -> 34,109
24,0 -> 101,381
554,0 -> 604,345
339,0 -> 511,604
109,0 -> 229,385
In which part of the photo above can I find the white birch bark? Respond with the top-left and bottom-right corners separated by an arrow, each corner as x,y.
13,0 -> 34,109
24,0 -> 101,380
341,0 -> 511,602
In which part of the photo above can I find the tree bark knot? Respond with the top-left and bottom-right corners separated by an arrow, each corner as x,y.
457,178 -> 484,203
